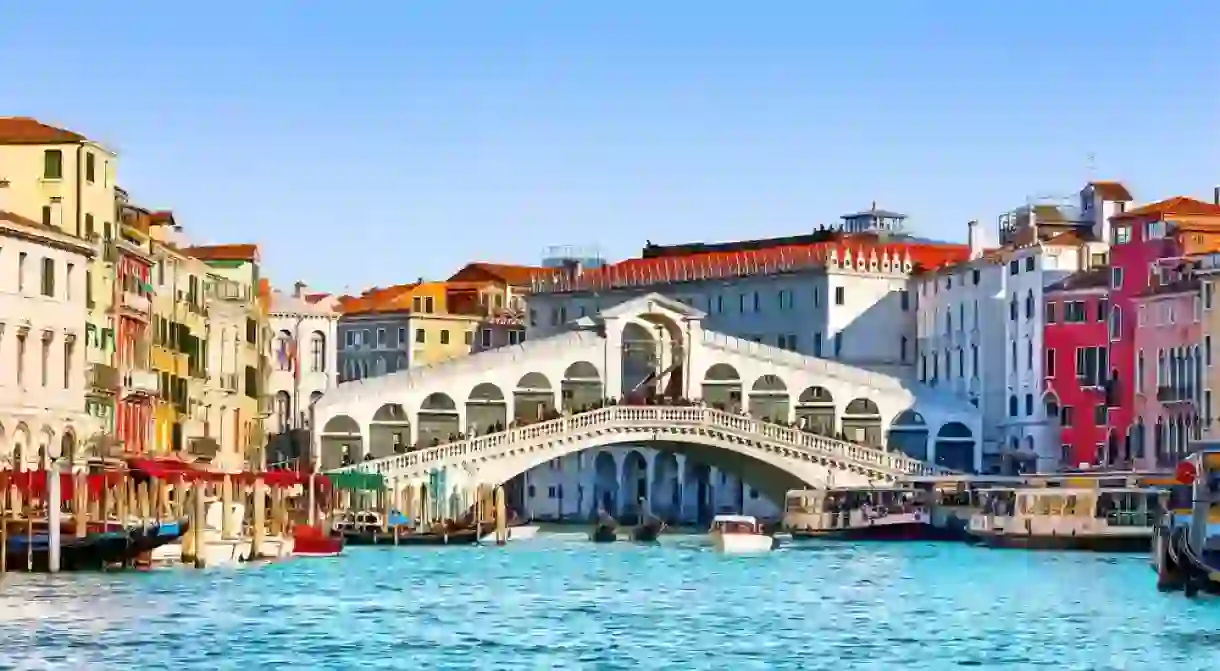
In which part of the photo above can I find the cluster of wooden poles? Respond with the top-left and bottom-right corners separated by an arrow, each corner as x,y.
0,463 -> 305,572
337,479 -> 508,543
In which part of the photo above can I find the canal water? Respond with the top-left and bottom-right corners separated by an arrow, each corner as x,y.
2,534 -> 1219,670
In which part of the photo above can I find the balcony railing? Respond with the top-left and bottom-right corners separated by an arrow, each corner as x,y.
209,280 -> 250,303
1157,385 -> 1193,404
122,369 -> 159,397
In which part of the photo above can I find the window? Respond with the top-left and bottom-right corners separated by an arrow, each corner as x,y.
41,338 -> 50,387
63,338 -> 73,389
397,327 -> 406,347
440,329 -> 450,345
1093,404 -> 1108,426
1075,346 -> 1108,387
1027,340 -> 1033,370
424,296 -> 434,313
310,332 -> 326,372
40,258 -> 55,297
86,152 -> 96,183
1009,294 -> 1017,321
376,328 -> 387,347
971,344 -> 979,376
481,329 -> 492,348
84,213 -> 94,239
43,149 -> 63,179
900,336 -> 908,362
508,330 -> 522,345
834,287 -> 844,305
344,330 -> 355,348
1146,221 -> 1166,240
1109,306 -> 1121,340
1024,291 -> 1034,319
1064,301 -> 1086,323
813,333 -> 822,357
1045,301 -> 1057,324
1008,395 -> 1018,417
42,206 -> 51,228
1025,393 -> 1033,416
1096,299 -> 1108,323
971,269 -> 980,285
1009,260 -> 1019,275
1114,225 -> 1131,245
464,331 -> 474,346
1111,267 -> 1123,289
1046,348 -> 1056,377
1025,256 -> 1034,272
1136,349 -> 1144,392
1061,406 -> 1073,426
85,270 -> 93,307
1207,336 -> 1213,367
415,328 -> 425,344
752,291 -> 761,312
1207,282 -> 1215,310
833,333 -> 842,357
777,289 -> 794,310
899,290 -> 909,311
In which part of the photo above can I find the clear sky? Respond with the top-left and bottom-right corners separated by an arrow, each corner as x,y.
2,2 -> 1216,293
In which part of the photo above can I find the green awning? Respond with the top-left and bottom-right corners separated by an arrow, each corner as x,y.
327,472 -> 385,492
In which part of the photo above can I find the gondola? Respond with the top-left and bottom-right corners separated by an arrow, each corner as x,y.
590,513 -> 619,543
1160,526 -> 1220,597
340,527 -> 480,546
630,515 -> 666,543
4,530 -> 132,572
126,518 -> 191,557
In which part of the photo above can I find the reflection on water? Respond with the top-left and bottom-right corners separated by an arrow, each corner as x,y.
1,534 -> 1218,670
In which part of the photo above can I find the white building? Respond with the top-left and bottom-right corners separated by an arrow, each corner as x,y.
0,208 -> 98,468
913,182 -> 1131,473
266,282 -> 339,463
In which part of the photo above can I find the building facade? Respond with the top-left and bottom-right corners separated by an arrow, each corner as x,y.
266,282 -> 340,465
0,210 -> 97,467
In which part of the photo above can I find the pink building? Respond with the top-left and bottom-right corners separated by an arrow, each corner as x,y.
1131,266 -> 1203,470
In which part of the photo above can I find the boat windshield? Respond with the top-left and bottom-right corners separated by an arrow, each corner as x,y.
1095,490 -> 1161,527
714,519 -> 758,534
822,488 -> 924,514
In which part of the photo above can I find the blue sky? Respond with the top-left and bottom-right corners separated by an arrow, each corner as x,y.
2,2 -> 1216,293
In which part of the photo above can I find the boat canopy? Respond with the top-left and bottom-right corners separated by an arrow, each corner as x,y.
712,514 -> 757,524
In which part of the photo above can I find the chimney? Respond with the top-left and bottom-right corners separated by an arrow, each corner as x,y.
293,281 -> 306,298
1213,186 -> 1219,206
967,220 -> 983,260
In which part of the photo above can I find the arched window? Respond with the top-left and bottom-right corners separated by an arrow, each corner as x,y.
1008,395 -> 1018,417
274,330 -> 293,371
1024,290 -> 1034,319
275,391 -> 292,432
310,331 -> 326,372
1109,305 -> 1121,340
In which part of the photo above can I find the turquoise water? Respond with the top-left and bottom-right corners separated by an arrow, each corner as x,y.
2,534 -> 1220,670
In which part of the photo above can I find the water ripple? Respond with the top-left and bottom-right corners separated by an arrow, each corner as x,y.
0,536 -> 1217,669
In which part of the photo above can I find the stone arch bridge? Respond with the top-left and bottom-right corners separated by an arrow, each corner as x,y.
313,294 -> 980,506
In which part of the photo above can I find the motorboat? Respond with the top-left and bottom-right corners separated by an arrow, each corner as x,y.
292,523 -> 345,558
708,514 -> 774,554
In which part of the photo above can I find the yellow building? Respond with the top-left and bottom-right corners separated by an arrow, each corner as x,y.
185,244 -> 272,471
0,117 -> 121,437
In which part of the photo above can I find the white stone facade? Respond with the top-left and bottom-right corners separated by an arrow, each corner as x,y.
314,294 -> 981,521
0,212 -> 99,468
266,286 -> 339,436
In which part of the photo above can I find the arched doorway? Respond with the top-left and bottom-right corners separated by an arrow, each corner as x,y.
319,415 -> 361,470
701,363 -> 742,412
370,403 -> 410,458
649,452 -> 680,522
417,393 -> 460,446
620,450 -> 649,523
886,410 -> 928,460
681,460 -> 713,525
60,431 -> 76,466
513,372 -> 555,423
795,386 -> 835,435
561,361 -> 603,412
748,374 -> 790,423
466,383 -> 507,435
592,451 -> 619,518
621,322 -> 659,398
935,422 -> 975,472
842,398 -> 882,446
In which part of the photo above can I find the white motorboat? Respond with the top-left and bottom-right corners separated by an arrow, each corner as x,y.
709,514 -> 774,554
479,524 -> 541,543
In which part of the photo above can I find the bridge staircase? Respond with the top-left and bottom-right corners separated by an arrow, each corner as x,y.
327,405 -> 956,485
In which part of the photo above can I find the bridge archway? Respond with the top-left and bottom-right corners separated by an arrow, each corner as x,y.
370,403 -> 410,458
650,452 -> 680,521
620,450 -> 649,522
513,372 -> 555,423
935,422 -> 975,472
592,451 -> 619,517
796,386 -> 835,435
842,398 -> 882,446
561,361 -> 603,412
702,363 -> 742,412
749,374 -> 790,423
417,393 -> 460,446
466,383 -> 507,436
320,415 -> 361,470
682,460 -> 713,525
886,410 -> 928,461
621,322 -> 660,398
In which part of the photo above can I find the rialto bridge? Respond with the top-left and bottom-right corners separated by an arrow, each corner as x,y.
312,294 -> 981,515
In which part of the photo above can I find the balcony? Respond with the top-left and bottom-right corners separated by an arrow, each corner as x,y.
209,280 -> 251,303
120,291 -> 151,316
256,393 -> 274,418
86,363 -> 120,394
122,369 -> 159,397
219,373 -> 240,393
1156,385 -> 1193,405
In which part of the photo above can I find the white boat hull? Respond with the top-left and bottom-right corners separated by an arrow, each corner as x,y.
711,532 -> 774,554
480,525 -> 541,543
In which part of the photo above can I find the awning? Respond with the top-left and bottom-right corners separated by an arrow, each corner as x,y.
128,457 -> 210,481
327,472 -> 384,492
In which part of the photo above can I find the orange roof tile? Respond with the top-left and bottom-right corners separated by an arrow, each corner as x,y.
449,262 -> 552,286
183,244 -> 259,262
536,234 -> 969,293
149,210 -> 176,227
0,117 -> 86,144
1113,196 -> 1220,220
337,283 -> 420,315
1089,181 -> 1133,202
